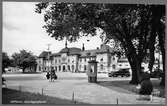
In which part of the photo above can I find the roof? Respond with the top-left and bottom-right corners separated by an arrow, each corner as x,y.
59,47 -> 81,55
40,44 -> 115,59
96,44 -> 114,54
80,49 -> 98,57
38,51 -> 51,58
51,53 -> 61,57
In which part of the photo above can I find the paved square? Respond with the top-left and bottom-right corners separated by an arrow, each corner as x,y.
3,72 -> 165,104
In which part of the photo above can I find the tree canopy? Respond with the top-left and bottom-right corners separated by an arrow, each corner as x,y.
35,3 -> 165,85
2,52 -> 12,73
11,50 -> 37,72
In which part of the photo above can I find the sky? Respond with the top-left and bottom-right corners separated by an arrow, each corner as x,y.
2,2 -> 103,57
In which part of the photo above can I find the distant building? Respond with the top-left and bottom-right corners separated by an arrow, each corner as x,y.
36,51 -> 52,72
36,42 -> 123,73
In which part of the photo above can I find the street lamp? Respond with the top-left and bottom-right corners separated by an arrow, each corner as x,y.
46,44 -> 51,72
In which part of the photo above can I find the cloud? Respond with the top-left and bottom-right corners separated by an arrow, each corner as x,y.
3,21 -> 19,31
2,2 -> 102,57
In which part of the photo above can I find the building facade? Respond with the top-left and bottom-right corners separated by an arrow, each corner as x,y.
36,43 -> 126,73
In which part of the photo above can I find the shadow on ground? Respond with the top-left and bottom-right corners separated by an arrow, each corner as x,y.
96,80 -> 136,95
96,79 -> 165,98
2,88 -> 88,104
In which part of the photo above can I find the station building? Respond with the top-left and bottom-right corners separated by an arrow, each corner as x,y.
36,42 -> 127,73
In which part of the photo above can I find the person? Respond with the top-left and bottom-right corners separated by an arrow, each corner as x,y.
46,72 -> 50,80
137,69 -> 153,101
50,67 -> 56,82
54,73 -> 58,80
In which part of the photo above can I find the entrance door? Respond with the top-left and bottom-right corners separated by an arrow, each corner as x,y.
63,65 -> 66,72
72,65 -> 74,72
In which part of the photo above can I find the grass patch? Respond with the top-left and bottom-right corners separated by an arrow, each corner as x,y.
97,78 -> 165,98
2,88 -> 86,104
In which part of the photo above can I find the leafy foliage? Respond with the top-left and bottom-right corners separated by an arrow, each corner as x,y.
2,52 -> 12,73
35,3 -> 165,84
11,50 -> 37,72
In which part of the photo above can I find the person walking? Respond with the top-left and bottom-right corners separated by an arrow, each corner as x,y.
50,67 -> 56,82
46,72 -> 50,80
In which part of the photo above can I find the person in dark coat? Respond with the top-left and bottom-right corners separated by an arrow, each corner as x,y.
46,72 -> 50,80
139,72 -> 153,95
50,67 -> 58,81
137,70 -> 153,101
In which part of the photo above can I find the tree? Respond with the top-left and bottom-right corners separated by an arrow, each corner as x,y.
35,3 -> 165,84
2,52 -> 12,73
157,14 -> 165,86
147,6 -> 165,86
11,50 -> 37,73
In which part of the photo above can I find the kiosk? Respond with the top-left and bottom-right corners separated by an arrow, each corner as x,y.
87,60 -> 98,83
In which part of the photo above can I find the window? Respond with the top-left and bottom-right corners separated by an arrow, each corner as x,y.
68,59 -> 70,62
55,66 -> 57,71
55,59 -> 57,63
100,64 -> 103,70
84,65 -> 87,71
113,57 -> 115,60
72,65 -> 74,71
80,59 -> 82,62
87,53 -> 91,56
112,64 -> 116,69
100,58 -> 103,61
85,58 -> 86,62
79,65 -> 81,70
59,66 -> 61,71
59,59 -> 61,63
68,65 -> 70,71
39,66 -> 41,71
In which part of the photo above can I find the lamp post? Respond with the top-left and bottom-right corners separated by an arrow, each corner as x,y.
46,44 -> 51,72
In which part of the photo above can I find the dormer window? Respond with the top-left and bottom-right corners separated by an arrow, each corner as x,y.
87,53 -> 91,56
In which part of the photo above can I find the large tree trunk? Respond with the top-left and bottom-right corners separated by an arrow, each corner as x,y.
151,5 -> 165,86
148,32 -> 156,73
129,65 -> 140,85
127,54 -> 141,85
157,19 -> 165,86
148,47 -> 155,73
22,67 -> 26,73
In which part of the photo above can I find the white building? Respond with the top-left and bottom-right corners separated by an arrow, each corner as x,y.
36,42 -> 122,73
